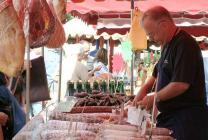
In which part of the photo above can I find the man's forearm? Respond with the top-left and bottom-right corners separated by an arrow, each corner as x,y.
137,76 -> 156,101
137,85 -> 149,101
157,82 -> 189,101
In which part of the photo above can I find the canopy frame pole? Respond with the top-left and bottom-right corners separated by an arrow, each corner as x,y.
107,40 -> 109,91
42,47 -> 46,109
24,3 -> 30,122
130,0 -> 134,95
58,47 -> 63,102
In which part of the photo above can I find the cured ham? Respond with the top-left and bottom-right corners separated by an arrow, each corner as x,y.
46,0 -> 65,48
0,0 -> 25,76
12,0 -> 25,26
13,0 -> 66,49
52,0 -> 66,23
29,0 -> 55,48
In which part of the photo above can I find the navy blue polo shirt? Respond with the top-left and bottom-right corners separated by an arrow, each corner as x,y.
152,30 -> 207,113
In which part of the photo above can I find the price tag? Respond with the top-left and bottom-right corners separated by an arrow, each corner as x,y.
127,106 -> 139,125
138,108 -> 146,126
127,106 -> 148,127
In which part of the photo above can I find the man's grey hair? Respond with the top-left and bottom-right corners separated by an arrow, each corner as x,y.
142,6 -> 174,23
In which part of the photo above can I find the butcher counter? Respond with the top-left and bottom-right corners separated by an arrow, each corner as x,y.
13,96 -> 174,140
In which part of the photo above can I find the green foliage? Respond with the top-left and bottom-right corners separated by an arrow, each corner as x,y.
121,41 -> 133,61
65,13 -> 74,22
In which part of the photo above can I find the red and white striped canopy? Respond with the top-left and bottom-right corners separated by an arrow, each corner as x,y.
67,0 -> 208,37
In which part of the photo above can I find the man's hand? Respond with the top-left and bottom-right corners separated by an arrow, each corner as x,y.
132,76 -> 156,107
0,112 -> 8,126
137,93 -> 155,110
132,95 -> 140,106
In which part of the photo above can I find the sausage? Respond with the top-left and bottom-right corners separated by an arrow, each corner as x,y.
74,92 -> 88,98
145,128 -> 171,136
70,106 -> 113,113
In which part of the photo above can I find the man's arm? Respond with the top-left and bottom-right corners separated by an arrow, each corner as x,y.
156,82 -> 189,101
133,76 -> 156,105
136,82 -> 189,110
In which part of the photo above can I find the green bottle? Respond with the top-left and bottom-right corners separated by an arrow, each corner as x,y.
93,81 -> 99,90
100,80 -> 107,93
84,81 -> 91,94
67,81 -> 75,96
119,80 -> 125,93
116,80 -> 120,93
109,80 -> 115,94
76,81 -> 83,93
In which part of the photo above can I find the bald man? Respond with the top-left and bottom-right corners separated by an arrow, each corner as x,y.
133,6 -> 208,140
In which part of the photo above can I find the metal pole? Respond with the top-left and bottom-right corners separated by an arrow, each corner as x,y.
130,0 -> 134,95
23,5 -> 30,122
42,47 -> 46,109
58,47 -> 63,102
131,53 -> 134,95
131,0 -> 134,10
107,39 -> 110,91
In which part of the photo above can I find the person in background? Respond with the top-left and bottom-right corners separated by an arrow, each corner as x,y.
79,40 -> 94,72
0,72 -> 26,139
137,62 -> 147,86
93,47 -> 110,79
62,43 -> 101,82
60,43 -> 101,97
132,6 -> 208,140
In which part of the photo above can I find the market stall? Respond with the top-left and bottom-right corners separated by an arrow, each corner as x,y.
2,0 -> 208,139
13,95 -> 174,140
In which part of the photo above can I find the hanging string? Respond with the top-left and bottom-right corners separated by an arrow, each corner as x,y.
149,74 -> 159,140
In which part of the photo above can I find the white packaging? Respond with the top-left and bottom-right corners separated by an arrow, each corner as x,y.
127,106 -> 147,127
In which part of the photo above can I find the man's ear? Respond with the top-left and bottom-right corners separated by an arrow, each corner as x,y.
161,20 -> 170,29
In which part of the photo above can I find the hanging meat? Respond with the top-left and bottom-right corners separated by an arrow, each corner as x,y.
13,0 -> 65,48
46,0 -> 66,48
52,0 -> 66,24
12,0 -> 25,27
29,0 -> 55,48
0,0 -> 25,77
